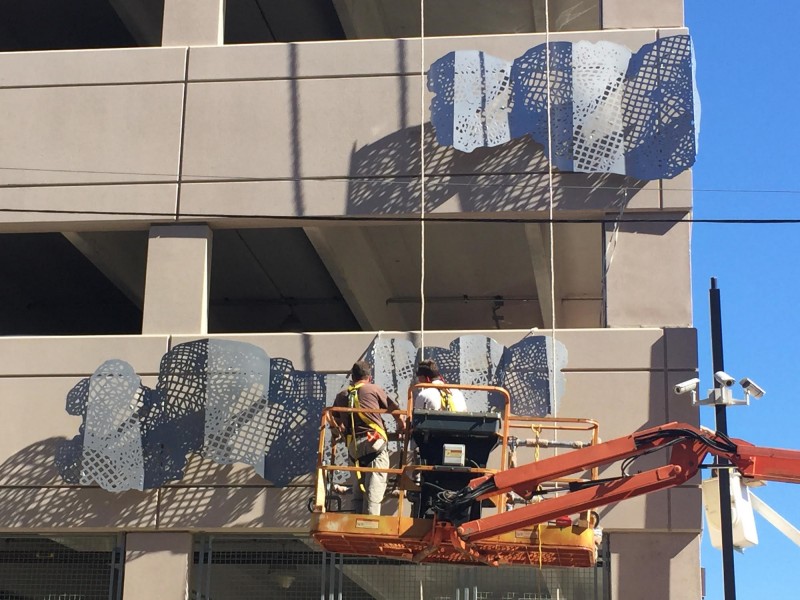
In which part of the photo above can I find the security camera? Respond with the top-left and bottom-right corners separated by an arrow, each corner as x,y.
714,371 -> 735,387
740,377 -> 765,399
674,378 -> 700,395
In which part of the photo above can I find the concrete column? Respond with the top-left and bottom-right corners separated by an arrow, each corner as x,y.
604,213 -> 691,328
122,532 -> 193,600
162,0 -> 225,46
601,0 -> 683,29
142,224 -> 212,335
610,532 -> 701,600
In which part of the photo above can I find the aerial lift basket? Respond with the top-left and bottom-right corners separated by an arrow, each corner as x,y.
310,384 -> 601,567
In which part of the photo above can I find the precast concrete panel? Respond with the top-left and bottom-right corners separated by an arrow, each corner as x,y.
0,84 -> 184,186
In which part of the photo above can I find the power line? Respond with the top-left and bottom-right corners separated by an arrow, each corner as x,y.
4,166 -> 800,197
1,206 -> 799,225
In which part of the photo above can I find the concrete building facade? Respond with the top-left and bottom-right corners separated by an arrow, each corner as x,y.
0,1 -> 700,598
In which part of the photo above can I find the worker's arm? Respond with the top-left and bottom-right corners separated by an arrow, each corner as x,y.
385,394 -> 408,433
329,392 -> 348,437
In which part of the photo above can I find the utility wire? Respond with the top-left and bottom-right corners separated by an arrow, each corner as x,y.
4,166 -> 800,197
1,206 -> 799,225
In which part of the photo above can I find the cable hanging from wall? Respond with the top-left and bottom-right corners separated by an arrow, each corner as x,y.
543,0 -> 559,421
419,0 -> 427,358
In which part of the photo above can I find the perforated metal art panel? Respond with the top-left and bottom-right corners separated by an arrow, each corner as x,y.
366,336 -> 417,410
428,35 -> 699,179
571,41 -> 630,174
58,335 -> 566,491
80,360 -> 145,491
496,336 -> 567,416
205,340 -> 271,474
261,369 -> 339,486
363,334 -> 566,416
508,41 -> 574,170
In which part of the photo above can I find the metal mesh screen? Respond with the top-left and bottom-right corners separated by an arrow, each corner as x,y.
0,535 -> 123,600
192,535 -> 609,600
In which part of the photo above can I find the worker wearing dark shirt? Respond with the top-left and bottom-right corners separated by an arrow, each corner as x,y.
333,360 -> 405,515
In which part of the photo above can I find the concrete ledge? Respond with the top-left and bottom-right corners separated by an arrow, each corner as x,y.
188,30 -> 657,81
0,47 -> 187,88
0,335 -> 168,376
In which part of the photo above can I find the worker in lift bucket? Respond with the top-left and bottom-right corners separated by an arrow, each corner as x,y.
332,360 -> 407,515
414,359 -> 468,412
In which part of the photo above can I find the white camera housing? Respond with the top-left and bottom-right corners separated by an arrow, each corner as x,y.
740,377 -> 765,400
714,371 -> 736,387
674,378 -> 700,395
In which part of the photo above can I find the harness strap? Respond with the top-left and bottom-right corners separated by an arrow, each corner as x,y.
345,382 -> 387,496
347,383 -> 388,440
438,387 -> 455,412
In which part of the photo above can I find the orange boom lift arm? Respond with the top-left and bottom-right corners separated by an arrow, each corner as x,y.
439,422 -> 800,551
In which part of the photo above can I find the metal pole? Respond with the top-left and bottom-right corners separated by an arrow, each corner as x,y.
710,277 -> 736,600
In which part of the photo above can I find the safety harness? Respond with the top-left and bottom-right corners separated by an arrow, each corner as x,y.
438,386 -> 455,411
346,382 -> 388,493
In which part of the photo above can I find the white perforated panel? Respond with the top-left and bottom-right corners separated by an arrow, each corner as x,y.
80,360 -> 145,491
453,50 -> 513,152
571,41 -> 631,174
457,335 -> 505,412
203,340 -> 271,474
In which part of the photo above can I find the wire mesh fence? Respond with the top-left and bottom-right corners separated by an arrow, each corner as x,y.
0,535 -> 123,600
192,535 -> 609,600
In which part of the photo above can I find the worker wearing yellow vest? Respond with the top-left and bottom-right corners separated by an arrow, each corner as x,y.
332,360 -> 406,515
414,359 -> 468,412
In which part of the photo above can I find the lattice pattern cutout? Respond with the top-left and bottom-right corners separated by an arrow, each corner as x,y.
624,35 -> 697,179
428,36 -> 698,180
367,337 -> 417,410
58,336 -> 567,491
204,340 -> 271,473
571,40 -> 630,174
509,41 -> 574,170
455,335 -> 505,412
361,335 -> 564,417
322,374 -> 351,485
364,336 -> 417,454
80,360 -> 146,491
262,370 -> 329,486
147,339 -> 208,488
450,50 -> 513,152
496,336 -> 567,416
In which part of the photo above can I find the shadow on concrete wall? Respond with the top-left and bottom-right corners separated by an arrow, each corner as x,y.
345,125 -> 646,216
0,437 -> 312,530
0,438 -> 158,529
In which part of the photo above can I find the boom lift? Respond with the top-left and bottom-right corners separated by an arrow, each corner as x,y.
310,385 -> 800,567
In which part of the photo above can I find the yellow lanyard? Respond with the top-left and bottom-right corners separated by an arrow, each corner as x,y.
347,383 -> 388,440
439,387 -> 455,411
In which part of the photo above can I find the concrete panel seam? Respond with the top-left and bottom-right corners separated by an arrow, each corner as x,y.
0,80 -> 188,91
0,372 -> 162,379
188,72 -> 425,84
176,48 -> 191,217
0,181 -> 179,190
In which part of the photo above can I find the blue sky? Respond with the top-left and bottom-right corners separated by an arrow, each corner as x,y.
687,0 -> 800,597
